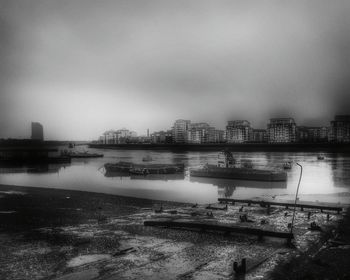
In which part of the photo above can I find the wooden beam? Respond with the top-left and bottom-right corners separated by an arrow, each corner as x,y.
218,198 -> 342,213
144,220 -> 293,241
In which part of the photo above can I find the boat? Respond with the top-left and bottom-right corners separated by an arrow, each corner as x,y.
142,155 -> 153,162
104,161 -> 134,172
61,150 -> 104,158
190,151 -> 287,182
317,155 -> 325,160
283,161 -> 292,169
104,161 -> 184,175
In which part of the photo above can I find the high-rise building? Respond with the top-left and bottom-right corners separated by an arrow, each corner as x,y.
173,119 -> 191,143
151,130 -> 173,144
214,129 -> 226,143
251,129 -> 267,143
329,115 -> 350,143
186,123 -> 210,143
297,126 -> 329,143
226,120 -> 252,143
31,122 -> 44,141
101,129 -> 137,144
267,118 -> 296,143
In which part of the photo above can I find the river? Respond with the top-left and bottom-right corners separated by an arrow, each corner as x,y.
1,146 -> 349,205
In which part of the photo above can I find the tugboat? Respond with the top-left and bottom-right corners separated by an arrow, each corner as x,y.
283,161 -> 292,170
190,151 -> 287,182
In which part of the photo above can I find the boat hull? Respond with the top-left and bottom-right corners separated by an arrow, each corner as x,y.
190,166 -> 287,182
104,162 -> 184,175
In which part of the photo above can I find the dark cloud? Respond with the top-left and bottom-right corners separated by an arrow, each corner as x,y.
0,0 -> 350,139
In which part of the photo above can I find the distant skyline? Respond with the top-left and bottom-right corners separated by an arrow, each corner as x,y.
1,0 -> 350,140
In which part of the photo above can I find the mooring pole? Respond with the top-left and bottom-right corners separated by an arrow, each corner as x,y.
290,162 -> 303,234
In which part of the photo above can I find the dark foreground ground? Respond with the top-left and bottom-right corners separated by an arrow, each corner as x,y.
270,207 -> 350,280
0,184 -> 349,279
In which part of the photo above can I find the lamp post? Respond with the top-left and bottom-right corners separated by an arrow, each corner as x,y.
290,162 -> 303,234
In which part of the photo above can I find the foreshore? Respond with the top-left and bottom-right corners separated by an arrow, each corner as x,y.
0,184 -> 349,279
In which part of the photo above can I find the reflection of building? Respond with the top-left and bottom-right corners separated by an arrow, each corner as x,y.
267,118 -> 296,143
297,126 -> 329,143
173,119 -> 191,143
31,122 -> 44,141
226,120 -> 252,143
329,115 -> 350,143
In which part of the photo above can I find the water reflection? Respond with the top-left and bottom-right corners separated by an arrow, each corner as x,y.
0,164 -> 65,174
190,177 -> 287,189
104,170 -> 185,181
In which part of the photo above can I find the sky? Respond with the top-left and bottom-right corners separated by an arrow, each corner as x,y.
0,0 -> 349,140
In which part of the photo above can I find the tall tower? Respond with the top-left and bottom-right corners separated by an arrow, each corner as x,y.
31,122 -> 44,141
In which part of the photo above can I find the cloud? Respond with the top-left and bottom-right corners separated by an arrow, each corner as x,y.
0,0 -> 349,139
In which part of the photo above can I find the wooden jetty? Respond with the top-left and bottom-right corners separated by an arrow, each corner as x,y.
144,220 -> 293,243
218,198 -> 343,214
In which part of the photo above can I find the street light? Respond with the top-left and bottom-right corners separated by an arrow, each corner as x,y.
290,162 -> 303,234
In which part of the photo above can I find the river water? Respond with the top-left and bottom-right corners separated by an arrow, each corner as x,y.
1,146 -> 349,205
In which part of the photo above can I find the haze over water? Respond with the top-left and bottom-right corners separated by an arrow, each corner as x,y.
1,147 -> 349,205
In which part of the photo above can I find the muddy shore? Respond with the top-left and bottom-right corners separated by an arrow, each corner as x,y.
0,184 -> 348,279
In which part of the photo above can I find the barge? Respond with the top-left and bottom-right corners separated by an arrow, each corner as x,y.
104,161 -> 184,175
61,150 -> 104,158
190,151 -> 287,182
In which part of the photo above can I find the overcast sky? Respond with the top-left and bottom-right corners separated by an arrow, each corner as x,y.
0,0 -> 349,140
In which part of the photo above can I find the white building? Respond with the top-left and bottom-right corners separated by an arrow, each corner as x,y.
226,120 -> 252,143
267,118 -> 296,143
172,119 -> 191,143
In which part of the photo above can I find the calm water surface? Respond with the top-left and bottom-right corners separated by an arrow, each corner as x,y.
1,146 -> 350,204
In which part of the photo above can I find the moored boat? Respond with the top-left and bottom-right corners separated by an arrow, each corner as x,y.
61,150 -> 104,158
104,161 -> 184,175
283,161 -> 292,169
190,151 -> 287,182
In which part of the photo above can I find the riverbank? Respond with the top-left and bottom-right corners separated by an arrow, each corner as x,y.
0,184 -> 348,279
89,143 -> 350,152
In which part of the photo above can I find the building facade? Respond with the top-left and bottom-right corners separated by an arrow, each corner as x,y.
251,129 -> 267,143
267,118 -> 296,143
329,115 -> 350,143
297,126 -> 329,143
226,120 -> 252,143
172,119 -> 191,143
31,122 -> 44,141
151,130 -> 173,144
101,129 -> 137,144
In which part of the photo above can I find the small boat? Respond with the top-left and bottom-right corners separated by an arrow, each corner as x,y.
142,155 -> 153,162
317,155 -> 325,160
283,162 -> 292,169
190,151 -> 287,182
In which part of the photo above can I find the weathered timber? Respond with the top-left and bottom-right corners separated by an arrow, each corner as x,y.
144,220 -> 293,241
218,198 -> 342,213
